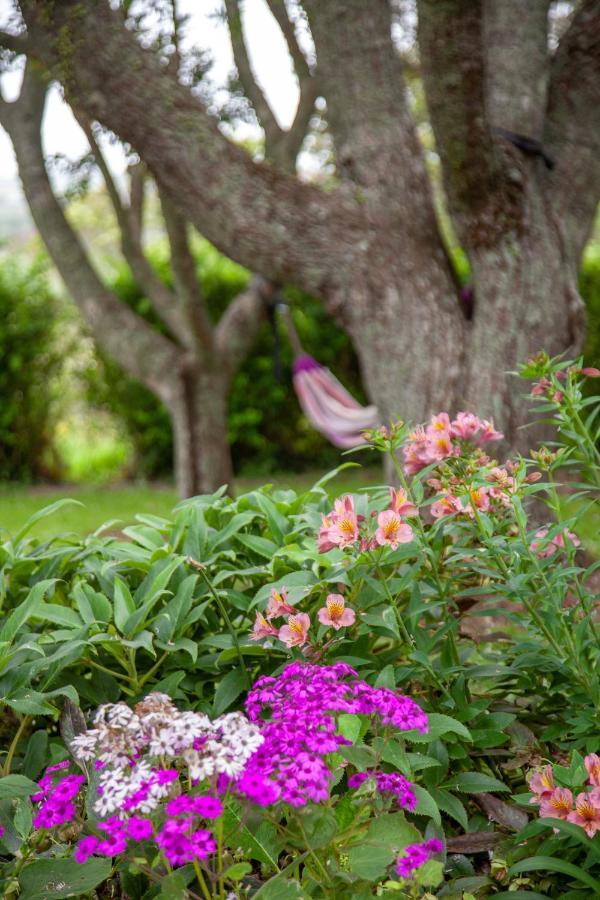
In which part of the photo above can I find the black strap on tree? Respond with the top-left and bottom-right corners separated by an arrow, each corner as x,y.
493,126 -> 555,170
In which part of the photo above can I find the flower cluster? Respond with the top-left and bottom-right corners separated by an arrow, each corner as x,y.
317,488 -> 417,554
32,761 -> 85,830
62,693 -> 262,866
402,411 -> 503,475
530,526 -> 580,558
528,755 -> 600,837
395,838 -> 444,879
529,365 -> 600,403
250,585 -> 356,649
347,769 -> 416,811
237,662 -> 427,809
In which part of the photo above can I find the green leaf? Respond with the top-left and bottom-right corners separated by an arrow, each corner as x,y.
112,576 -> 135,632
337,713 -> 362,745
0,579 -> 57,643
508,856 -> 600,892
428,788 -> 468,830
22,731 -> 48,780
213,667 -> 247,715
442,771 -> 509,794
347,813 -> 420,881
412,784 -> 441,825
13,499 -> 84,544
18,857 -> 113,899
223,862 -> 252,881
222,802 -> 280,868
0,775 -> 39,800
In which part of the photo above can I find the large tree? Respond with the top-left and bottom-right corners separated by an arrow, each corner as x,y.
1,0 -> 599,490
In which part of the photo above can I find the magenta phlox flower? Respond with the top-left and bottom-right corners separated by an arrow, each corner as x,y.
127,816 -> 154,841
396,838 -> 444,879
238,663 -> 427,809
74,834 -> 99,863
32,770 -> 85,830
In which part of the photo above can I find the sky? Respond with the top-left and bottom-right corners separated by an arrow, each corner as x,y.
0,0 -> 301,211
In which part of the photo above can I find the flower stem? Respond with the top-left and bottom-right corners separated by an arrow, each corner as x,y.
3,715 -> 31,776
193,860 -> 213,900
187,557 -> 251,690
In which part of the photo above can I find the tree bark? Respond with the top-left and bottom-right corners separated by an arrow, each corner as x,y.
170,365 -> 233,497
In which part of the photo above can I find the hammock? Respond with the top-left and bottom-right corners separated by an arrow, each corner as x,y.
278,305 -> 381,448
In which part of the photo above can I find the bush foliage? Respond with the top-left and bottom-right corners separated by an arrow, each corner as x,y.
0,357 -> 599,897
0,257 -> 66,482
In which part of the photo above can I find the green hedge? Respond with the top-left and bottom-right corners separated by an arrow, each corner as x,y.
85,241 -> 368,477
0,257 -> 66,481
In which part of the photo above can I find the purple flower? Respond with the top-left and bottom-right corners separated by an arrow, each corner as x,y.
127,816 -> 154,841
348,772 -> 368,788
238,662 -> 427,809
193,796 -> 223,819
97,832 -> 128,857
396,838 -> 444,879
165,796 -> 197,817
74,835 -> 99,863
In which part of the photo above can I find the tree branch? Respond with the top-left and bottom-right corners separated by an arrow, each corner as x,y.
544,0 -> 600,260
264,0 -> 311,81
158,186 -> 215,350
0,29 -> 29,54
215,275 -> 270,383
0,64 -> 182,407
417,0 -> 516,244
19,0 -> 361,300
223,0 -> 282,148
302,0 -> 439,239
483,0 -> 550,139
80,117 -> 197,349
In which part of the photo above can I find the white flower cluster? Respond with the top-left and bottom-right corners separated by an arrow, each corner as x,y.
94,760 -> 174,817
182,711 -> 264,781
70,693 -> 263,815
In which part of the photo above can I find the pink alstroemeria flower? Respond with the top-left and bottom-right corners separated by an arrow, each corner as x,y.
451,411 -> 480,440
375,510 -> 413,549
430,495 -> 458,519
478,419 -> 504,443
389,487 -> 418,517
567,792 -> 600,837
329,496 -> 360,548
317,594 -> 356,631
317,514 -> 337,553
585,754 -> 600,787
266,586 -> 295,620
528,765 -> 555,800
428,412 -> 451,434
531,527 -> 580,558
539,787 -> 573,820
250,612 -> 278,641
278,613 -> 311,648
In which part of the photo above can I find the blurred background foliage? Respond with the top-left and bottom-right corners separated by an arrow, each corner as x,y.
0,220 -> 598,488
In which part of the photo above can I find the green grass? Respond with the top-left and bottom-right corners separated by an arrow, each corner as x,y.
0,467 -> 382,540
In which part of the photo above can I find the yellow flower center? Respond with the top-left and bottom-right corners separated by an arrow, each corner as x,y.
327,600 -> 344,618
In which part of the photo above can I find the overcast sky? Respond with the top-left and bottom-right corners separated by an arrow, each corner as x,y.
0,0 -> 300,182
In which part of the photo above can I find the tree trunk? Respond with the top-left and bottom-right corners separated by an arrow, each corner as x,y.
464,186 -> 586,450
170,366 -> 233,498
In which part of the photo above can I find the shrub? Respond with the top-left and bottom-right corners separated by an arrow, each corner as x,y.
0,256 -> 67,481
0,356 -> 599,896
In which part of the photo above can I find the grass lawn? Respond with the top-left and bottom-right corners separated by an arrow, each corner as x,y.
0,466 -> 382,540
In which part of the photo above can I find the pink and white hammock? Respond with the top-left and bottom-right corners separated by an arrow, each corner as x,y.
292,353 -> 380,448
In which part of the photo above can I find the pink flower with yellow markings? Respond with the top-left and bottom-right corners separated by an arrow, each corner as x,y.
528,764 -> 555,800
329,496 -> 360,548
585,754 -> 600,787
567,792 -> 600,837
250,612 -> 278,641
389,487 -> 418,518
375,510 -> 413,549
539,787 -> 573,820
278,613 -> 311,648
266,586 -> 295,621
317,594 -> 356,631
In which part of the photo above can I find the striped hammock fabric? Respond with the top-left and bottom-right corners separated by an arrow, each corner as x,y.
292,354 -> 381,448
